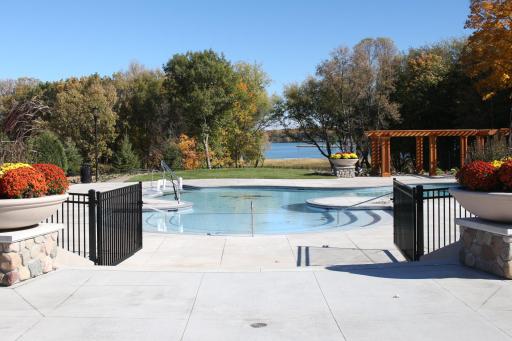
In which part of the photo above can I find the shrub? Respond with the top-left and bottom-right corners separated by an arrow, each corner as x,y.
0,167 -> 48,199
467,136 -> 511,163
163,140 -> 183,169
32,163 -> 69,195
456,160 -> 498,191
64,140 -> 83,176
178,134 -> 201,170
28,131 -> 68,171
496,161 -> 512,191
113,136 -> 140,172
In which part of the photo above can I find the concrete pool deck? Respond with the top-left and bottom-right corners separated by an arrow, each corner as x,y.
8,176 -> 509,341
2,263 -> 511,340
181,174 -> 456,189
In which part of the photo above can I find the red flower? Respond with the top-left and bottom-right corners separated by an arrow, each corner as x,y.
32,164 -> 69,195
497,160 -> 512,190
0,167 -> 48,199
456,161 -> 498,191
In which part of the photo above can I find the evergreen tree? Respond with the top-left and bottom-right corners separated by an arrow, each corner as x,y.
28,130 -> 68,170
113,135 -> 140,172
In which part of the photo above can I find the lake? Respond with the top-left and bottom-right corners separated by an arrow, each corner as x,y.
264,142 -> 325,159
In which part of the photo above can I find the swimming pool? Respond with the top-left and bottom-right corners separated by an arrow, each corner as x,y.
143,186 -> 394,235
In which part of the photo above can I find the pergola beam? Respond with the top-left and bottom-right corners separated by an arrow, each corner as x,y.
365,128 -> 510,177
366,128 -> 510,138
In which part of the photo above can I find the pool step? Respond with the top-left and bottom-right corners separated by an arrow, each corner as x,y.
306,195 -> 392,210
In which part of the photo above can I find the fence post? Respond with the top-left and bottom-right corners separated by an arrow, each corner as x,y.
88,190 -> 97,264
96,191 -> 103,265
415,185 -> 424,261
138,182 -> 143,248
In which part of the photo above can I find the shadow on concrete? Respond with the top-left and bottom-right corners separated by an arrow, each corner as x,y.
296,246 -> 399,267
324,262 -> 498,280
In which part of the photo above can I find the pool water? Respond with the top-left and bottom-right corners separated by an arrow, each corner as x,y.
143,187 -> 394,235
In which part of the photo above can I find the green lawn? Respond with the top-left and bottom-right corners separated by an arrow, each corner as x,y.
127,167 -> 334,181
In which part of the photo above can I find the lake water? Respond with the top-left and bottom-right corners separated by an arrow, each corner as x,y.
264,142 -> 324,159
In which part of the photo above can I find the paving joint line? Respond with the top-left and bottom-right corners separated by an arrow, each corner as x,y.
219,237 -> 227,267
179,272 -> 205,341
313,271 -> 347,341
344,233 -> 374,263
432,277 -> 512,339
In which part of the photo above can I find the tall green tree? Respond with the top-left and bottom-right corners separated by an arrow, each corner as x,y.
113,63 -> 169,168
223,63 -> 272,167
164,50 -> 237,169
47,75 -> 118,163
278,38 -> 401,169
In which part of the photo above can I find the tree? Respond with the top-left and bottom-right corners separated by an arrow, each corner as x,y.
48,75 -> 118,162
64,140 -> 83,176
351,38 -> 401,163
223,63 -> 272,167
463,0 -> 512,145
278,38 -> 401,170
27,130 -> 68,170
164,50 -> 237,169
278,77 -> 340,167
113,135 -> 140,172
316,47 -> 357,152
113,63 -> 170,168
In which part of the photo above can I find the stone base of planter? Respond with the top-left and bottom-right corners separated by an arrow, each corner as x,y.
456,218 -> 512,279
334,166 -> 355,178
0,224 -> 62,286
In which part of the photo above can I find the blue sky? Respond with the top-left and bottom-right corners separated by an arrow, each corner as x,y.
1,0 -> 470,94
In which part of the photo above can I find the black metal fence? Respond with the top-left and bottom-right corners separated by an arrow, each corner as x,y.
45,183 -> 142,266
393,180 -> 423,261
393,179 -> 473,261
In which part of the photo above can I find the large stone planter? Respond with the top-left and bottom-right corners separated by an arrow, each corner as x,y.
330,158 -> 358,168
449,187 -> 512,223
0,194 -> 68,230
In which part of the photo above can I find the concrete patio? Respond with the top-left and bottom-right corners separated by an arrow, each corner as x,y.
3,175 -> 510,340
119,223 -> 403,271
2,263 -> 511,341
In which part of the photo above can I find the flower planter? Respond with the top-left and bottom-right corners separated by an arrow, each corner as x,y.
0,194 -> 68,230
449,187 -> 512,223
331,158 -> 358,168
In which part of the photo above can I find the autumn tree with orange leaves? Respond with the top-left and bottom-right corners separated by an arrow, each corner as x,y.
464,0 -> 512,145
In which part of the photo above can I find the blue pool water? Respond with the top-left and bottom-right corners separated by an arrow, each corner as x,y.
143,187 -> 394,235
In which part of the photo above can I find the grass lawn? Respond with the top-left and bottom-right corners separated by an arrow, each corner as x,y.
127,167 -> 334,181
263,158 -> 331,170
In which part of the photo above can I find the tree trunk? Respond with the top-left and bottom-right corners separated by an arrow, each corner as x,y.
203,134 -> 212,170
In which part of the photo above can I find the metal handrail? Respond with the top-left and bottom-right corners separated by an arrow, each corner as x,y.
160,160 -> 180,202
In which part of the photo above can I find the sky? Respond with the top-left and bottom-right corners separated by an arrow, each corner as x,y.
1,0 -> 471,95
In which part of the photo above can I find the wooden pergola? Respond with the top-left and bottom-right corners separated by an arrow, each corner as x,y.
365,129 -> 510,177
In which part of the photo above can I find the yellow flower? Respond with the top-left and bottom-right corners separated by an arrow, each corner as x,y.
491,160 -> 504,168
0,163 -> 32,178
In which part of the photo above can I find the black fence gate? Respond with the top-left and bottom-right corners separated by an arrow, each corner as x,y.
46,183 -> 143,266
393,180 -> 423,261
393,179 -> 473,261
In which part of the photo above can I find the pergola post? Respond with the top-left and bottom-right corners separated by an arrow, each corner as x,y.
380,136 -> 391,177
460,136 -> 468,168
415,137 -> 424,174
370,137 -> 381,175
429,135 -> 438,176
476,136 -> 485,152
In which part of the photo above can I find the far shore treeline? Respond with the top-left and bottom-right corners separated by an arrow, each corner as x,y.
1,2 -> 511,175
